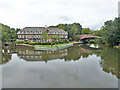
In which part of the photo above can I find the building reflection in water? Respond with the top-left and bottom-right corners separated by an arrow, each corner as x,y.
16,45 -> 101,62
1,43 -> 120,79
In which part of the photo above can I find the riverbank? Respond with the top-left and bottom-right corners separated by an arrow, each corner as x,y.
114,45 -> 120,50
16,43 -> 73,50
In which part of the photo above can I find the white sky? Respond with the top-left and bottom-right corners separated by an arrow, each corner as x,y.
0,0 -> 119,30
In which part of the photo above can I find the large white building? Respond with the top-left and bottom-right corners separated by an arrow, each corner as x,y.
17,27 -> 68,42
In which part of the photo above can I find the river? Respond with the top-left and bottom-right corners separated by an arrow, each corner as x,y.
0,43 -> 119,88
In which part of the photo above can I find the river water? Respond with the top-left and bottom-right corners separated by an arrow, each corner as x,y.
0,43 -> 119,88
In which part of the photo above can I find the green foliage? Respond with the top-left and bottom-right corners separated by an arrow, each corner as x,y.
69,38 -> 73,41
58,40 -> 64,44
41,31 -> 48,42
74,35 -> 80,41
37,42 -> 51,45
49,23 -> 82,40
1,23 -> 20,42
29,42 -> 52,45
29,42 -> 37,45
15,40 -> 25,44
82,28 -> 91,34
51,35 -> 59,41
93,29 -> 104,37
101,18 -> 120,46
62,39 -> 69,43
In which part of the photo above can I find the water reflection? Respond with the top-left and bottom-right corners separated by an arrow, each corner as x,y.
100,47 -> 119,78
15,45 -> 101,62
1,43 -> 119,88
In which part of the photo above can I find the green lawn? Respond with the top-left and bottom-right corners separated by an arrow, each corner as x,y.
24,43 -> 73,48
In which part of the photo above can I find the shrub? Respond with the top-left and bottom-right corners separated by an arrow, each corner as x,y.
51,42 -> 56,45
75,35 -> 80,41
15,40 -> 25,44
69,38 -> 73,41
24,42 -> 29,44
62,39 -> 69,43
40,42 -> 51,45
29,42 -> 37,45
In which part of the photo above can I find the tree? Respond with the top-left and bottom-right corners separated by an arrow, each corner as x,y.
1,24 -> 11,42
41,31 -> 48,42
49,23 -> 82,41
51,35 -> 59,42
74,35 -> 80,41
82,28 -> 91,34
102,18 -> 120,46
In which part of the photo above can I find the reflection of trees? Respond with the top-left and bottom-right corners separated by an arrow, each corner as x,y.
2,47 -> 12,64
16,46 -> 68,62
64,46 -> 81,61
100,47 -> 119,78
1,42 -> 16,64
1,43 -> 120,79
81,53 -> 89,58
16,45 -> 102,62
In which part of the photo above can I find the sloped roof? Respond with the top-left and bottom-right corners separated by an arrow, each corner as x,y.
19,27 -> 67,33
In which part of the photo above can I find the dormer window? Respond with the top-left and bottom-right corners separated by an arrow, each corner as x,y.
47,30 -> 49,33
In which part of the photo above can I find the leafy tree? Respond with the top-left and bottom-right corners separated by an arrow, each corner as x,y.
74,35 -> 80,41
1,23 -> 20,42
102,18 -> 120,46
49,23 -> 82,41
51,35 -> 59,42
41,31 -> 48,42
1,24 -> 11,42
82,28 -> 91,34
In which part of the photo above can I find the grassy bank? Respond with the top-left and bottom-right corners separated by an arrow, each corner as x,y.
17,43 -> 73,48
114,46 -> 120,49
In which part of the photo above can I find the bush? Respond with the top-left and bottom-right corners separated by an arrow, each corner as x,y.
29,42 -> 52,45
51,42 -> 56,45
24,42 -> 29,44
29,42 -> 37,45
69,38 -> 73,41
75,35 -> 80,41
58,40 -> 64,44
15,40 -> 25,44
62,39 -> 69,43
37,42 -> 51,45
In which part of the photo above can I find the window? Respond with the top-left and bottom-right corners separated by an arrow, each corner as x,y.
35,35 -> 37,39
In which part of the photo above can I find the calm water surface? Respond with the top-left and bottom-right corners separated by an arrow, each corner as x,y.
0,43 -> 119,88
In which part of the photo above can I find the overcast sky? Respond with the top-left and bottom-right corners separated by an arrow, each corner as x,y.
0,0 -> 119,30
